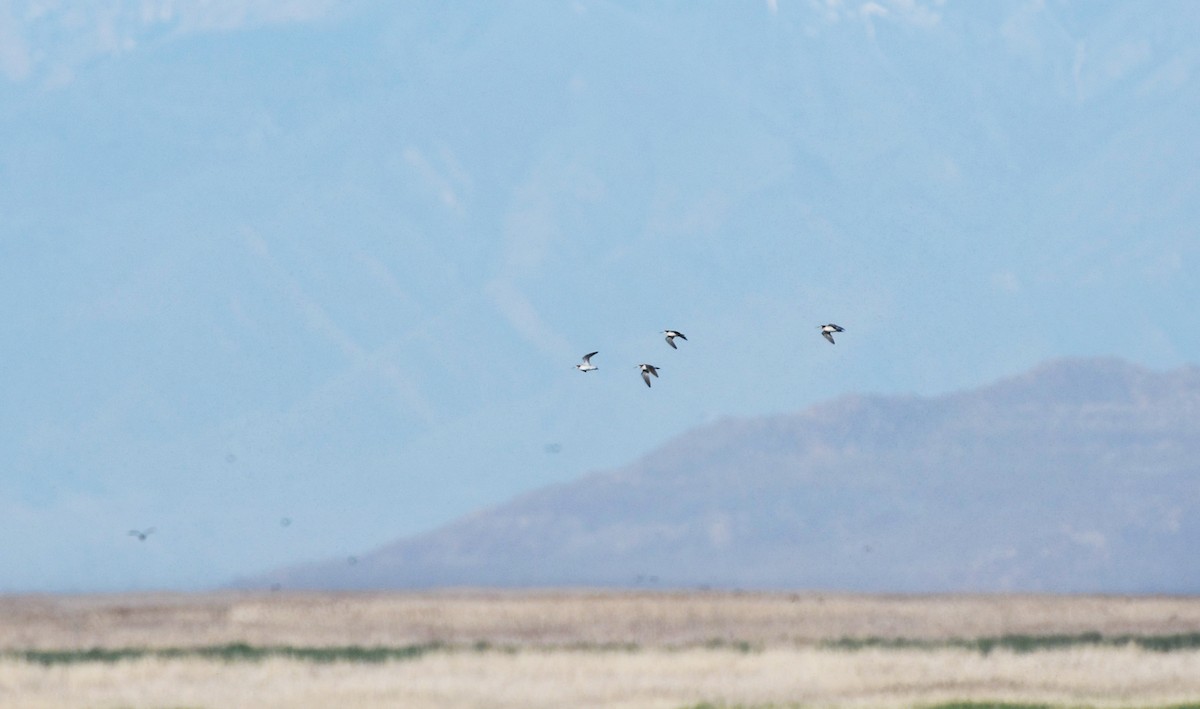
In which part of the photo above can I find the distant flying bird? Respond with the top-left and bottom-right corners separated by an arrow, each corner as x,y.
575,351 -> 599,372
637,363 -> 660,387
820,323 -> 844,344
663,330 -> 687,349
128,527 -> 155,541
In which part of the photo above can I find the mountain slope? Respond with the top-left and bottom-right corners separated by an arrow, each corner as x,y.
247,358 -> 1200,593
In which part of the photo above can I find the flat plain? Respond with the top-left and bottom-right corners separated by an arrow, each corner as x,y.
1,591 -> 1198,708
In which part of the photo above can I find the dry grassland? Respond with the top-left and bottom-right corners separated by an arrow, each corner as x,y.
4,646 -> 1200,709
0,591 -> 1198,709
4,590 -> 1198,649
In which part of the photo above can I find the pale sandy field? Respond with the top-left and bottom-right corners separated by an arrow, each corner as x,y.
1,591 -> 1198,708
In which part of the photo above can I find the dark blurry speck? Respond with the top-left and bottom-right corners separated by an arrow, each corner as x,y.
128,527 -> 155,541
543,443 -> 562,454
347,556 -> 358,565
225,453 -> 237,464
280,517 -> 292,527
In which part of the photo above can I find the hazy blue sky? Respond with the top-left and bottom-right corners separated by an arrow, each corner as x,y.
2,0 -> 1197,591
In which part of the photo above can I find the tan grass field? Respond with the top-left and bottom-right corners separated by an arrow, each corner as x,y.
1,591 -> 1198,708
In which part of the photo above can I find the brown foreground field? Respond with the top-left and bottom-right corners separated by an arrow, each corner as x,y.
1,591 -> 1198,708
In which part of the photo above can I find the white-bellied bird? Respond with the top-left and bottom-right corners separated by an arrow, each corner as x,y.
820,323 -> 844,344
576,351 -> 599,372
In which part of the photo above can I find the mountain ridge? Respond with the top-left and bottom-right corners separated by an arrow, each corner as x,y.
240,357 -> 1199,593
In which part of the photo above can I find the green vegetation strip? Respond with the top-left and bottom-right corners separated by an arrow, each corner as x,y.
6,642 -> 445,665
6,633 -> 1200,665
4,641 -> 647,665
822,631 -> 1200,654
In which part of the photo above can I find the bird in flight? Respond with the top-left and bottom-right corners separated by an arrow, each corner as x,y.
128,527 -> 156,541
575,351 -> 599,372
820,323 -> 844,344
663,330 -> 687,349
637,363 -> 660,387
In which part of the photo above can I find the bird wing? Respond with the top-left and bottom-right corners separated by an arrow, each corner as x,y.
641,370 -> 652,387
676,332 -> 687,340
666,337 -> 677,349
822,331 -> 836,344
647,365 -> 659,377
582,351 -> 598,364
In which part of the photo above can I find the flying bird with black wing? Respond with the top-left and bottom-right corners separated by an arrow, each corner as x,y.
663,330 -> 687,349
820,323 -> 844,344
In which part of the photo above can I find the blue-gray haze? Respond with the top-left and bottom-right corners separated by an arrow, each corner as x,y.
1,1 -> 1197,591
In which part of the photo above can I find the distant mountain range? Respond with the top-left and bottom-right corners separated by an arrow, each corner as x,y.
241,358 -> 1199,593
